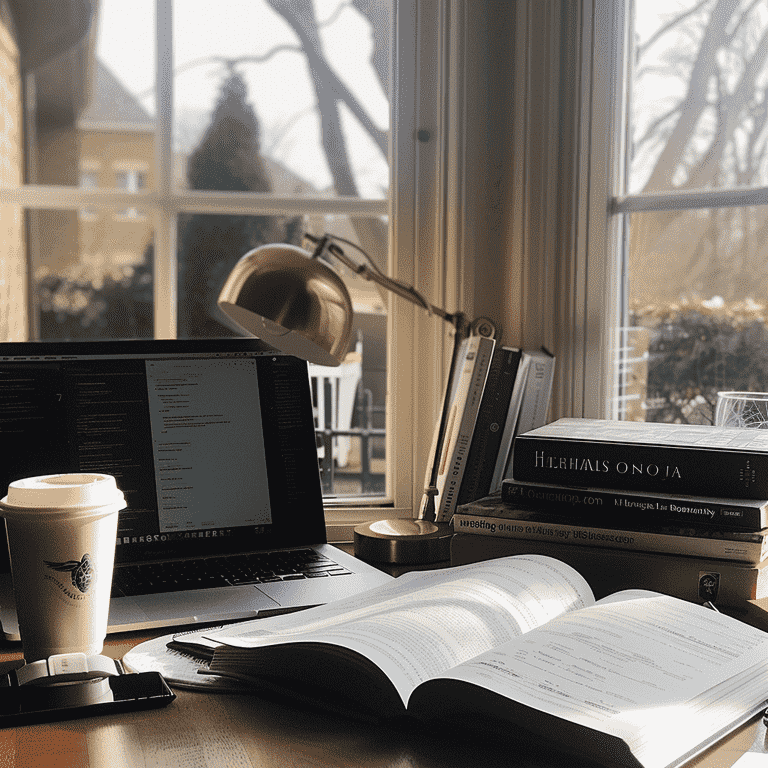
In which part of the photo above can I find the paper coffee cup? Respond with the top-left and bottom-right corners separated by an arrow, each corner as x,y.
0,473 -> 126,662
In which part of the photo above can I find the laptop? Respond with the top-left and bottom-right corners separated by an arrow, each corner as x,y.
0,338 -> 393,640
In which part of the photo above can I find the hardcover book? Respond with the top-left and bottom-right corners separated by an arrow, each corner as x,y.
501,479 -> 768,531
432,335 -> 495,522
453,493 -> 768,563
194,555 -> 768,768
450,534 -> 768,606
418,334 -> 494,521
489,348 -> 555,492
512,418 -> 768,499
455,346 -> 523,506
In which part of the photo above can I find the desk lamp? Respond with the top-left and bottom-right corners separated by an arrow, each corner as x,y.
218,234 -> 497,564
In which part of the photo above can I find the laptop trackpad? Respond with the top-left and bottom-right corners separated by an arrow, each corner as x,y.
133,586 -> 280,621
258,576 -> 377,605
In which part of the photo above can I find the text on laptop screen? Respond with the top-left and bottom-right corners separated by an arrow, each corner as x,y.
0,339 -> 327,565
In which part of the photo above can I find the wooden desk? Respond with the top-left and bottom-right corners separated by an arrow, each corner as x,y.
0,630 -> 763,768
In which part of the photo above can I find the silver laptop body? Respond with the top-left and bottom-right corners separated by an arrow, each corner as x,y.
0,339 -> 391,638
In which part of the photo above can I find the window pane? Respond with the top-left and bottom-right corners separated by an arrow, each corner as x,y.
307,216 -> 387,499
33,2 -> 155,188
172,1 -> 391,499
626,206 -> 768,424
27,1 -> 156,339
623,2 -> 768,424
629,1 -> 768,195
176,210 -> 388,499
16,0 -> 392,501
32,210 -> 154,340
173,0 -> 389,199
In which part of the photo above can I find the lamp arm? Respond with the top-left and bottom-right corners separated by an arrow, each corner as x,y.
334,249 -> 456,323
306,234 -> 458,325
305,233 -> 499,524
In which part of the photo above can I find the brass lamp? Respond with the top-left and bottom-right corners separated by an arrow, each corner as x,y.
218,234 -> 497,564
218,242 -> 353,367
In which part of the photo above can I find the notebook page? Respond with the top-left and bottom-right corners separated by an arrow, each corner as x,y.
431,592 -> 768,768
208,555 -> 594,705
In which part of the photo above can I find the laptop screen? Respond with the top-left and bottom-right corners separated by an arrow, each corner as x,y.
0,339 -> 327,565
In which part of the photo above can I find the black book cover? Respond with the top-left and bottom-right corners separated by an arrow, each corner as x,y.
512,418 -> 768,500
501,480 -> 768,531
456,347 -> 522,506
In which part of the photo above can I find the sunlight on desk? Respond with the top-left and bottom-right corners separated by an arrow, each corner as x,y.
0,631 -> 764,768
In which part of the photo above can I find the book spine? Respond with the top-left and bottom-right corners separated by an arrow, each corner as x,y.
435,336 -> 495,522
418,336 -> 475,519
501,481 -> 768,530
511,434 -> 768,500
456,348 -> 522,506
450,513 -> 767,563
510,349 -> 555,438
494,349 -> 555,490
450,534 -> 768,606
489,356 -> 532,492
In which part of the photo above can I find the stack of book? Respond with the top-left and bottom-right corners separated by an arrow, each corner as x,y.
451,418 -> 768,612
424,335 -> 554,522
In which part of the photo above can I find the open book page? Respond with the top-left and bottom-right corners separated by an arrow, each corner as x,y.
208,555 -> 594,706
425,592 -> 768,768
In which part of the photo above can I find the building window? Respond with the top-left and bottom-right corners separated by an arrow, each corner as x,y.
79,170 -> 98,220
612,1 -> 768,425
114,169 -> 146,218
1,0 -> 412,520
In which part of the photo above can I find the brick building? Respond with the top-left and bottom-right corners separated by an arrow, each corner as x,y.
0,0 -> 96,341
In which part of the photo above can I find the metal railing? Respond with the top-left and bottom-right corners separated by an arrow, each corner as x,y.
316,379 -> 385,496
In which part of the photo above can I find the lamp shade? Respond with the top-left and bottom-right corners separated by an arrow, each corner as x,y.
217,243 -> 354,366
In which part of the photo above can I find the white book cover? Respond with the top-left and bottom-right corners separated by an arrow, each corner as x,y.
433,335 -> 495,522
498,348 -> 555,487
489,354 -> 532,492
418,335 -> 475,519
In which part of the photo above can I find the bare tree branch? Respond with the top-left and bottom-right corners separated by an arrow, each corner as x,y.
137,45 -> 303,100
266,0 -> 389,276
687,26 -> 768,188
352,0 -> 391,101
636,0 -> 713,60
319,1 -> 353,27
634,105 -> 681,155
267,0 -> 387,158
642,0 -> 738,193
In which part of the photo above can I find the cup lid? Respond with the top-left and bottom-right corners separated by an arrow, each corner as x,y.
0,473 -> 126,512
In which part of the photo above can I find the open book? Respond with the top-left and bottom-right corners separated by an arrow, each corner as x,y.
194,556 -> 768,768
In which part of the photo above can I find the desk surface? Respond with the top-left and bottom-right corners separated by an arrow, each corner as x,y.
0,545 -> 765,768
0,630 -> 762,768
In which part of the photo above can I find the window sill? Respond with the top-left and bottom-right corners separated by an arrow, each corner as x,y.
324,506 -> 412,545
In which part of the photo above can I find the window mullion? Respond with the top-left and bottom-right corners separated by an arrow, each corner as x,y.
154,0 -> 176,340
0,186 -> 388,217
613,186 -> 768,215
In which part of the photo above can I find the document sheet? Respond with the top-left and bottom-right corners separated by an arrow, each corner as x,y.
207,556 -> 595,704
436,591 -> 768,768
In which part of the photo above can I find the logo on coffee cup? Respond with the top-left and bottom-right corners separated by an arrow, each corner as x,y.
45,554 -> 94,594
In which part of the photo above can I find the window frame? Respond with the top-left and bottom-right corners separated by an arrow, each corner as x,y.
603,0 -> 768,423
0,0 -> 410,541
0,0 -> 629,541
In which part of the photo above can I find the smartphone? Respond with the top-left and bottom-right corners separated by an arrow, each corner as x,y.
0,665 -> 175,727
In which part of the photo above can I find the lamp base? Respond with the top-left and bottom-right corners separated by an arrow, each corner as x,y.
353,519 -> 452,565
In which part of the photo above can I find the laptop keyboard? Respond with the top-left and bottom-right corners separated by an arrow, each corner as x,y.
111,549 -> 352,597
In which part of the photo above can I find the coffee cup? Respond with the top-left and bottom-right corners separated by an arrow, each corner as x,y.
0,473 -> 126,662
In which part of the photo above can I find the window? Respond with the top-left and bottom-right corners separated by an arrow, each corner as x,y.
608,1 -> 768,424
114,168 -> 146,218
0,0 -> 399,517
0,0 -> 541,538
78,170 -> 98,220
